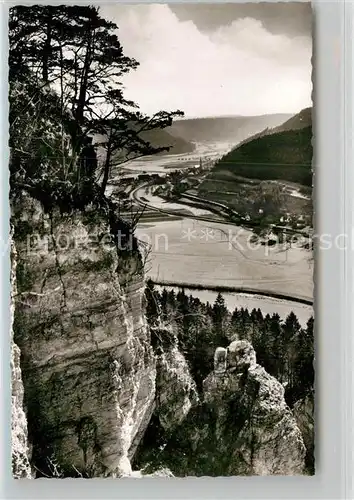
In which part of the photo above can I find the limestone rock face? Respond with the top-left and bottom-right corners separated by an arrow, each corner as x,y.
227,340 -> 256,372
11,237 -> 32,478
214,347 -> 227,374
12,195 -> 156,477
142,340 -> 306,476
152,328 -> 199,431
11,193 -> 310,478
293,391 -> 315,473
202,341 -> 306,475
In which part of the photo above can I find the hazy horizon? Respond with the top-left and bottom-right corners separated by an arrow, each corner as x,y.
170,111 -> 297,121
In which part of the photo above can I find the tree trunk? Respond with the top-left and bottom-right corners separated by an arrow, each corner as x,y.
101,141 -> 112,195
42,12 -> 52,83
75,27 -> 93,139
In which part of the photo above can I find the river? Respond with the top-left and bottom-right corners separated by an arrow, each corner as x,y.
119,140 -> 234,176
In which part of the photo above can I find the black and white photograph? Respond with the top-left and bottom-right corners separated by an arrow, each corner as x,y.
9,3 -> 314,478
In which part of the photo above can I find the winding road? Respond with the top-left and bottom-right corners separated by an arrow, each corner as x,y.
130,182 -> 311,236
130,182 -> 228,225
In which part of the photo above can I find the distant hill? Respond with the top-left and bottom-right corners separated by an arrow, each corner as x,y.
140,128 -> 195,155
95,125 -> 195,162
167,114 -> 292,144
204,108 -> 313,187
231,107 -> 312,151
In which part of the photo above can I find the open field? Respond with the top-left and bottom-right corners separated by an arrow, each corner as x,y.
136,218 -> 313,300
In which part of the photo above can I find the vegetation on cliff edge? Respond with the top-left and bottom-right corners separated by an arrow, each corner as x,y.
9,5 -> 183,216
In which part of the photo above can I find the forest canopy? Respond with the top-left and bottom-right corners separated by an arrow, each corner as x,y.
146,282 -> 314,406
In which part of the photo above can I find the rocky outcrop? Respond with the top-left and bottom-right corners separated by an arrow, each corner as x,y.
293,391 -> 315,474
136,340 -> 306,476
11,237 -> 32,478
11,193 -> 310,478
131,327 -> 198,473
11,341 -> 32,478
201,340 -> 306,475
131,467 -> 174,478
12,194 -> 156,477
152,327 -> 199,431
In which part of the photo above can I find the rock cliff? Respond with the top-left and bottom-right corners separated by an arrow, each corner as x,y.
201,341 -> 306,475
11,236 -> 32,478
11,194 -> 309,478
293,391 -> 315,474
151,327 -> 199,431
12,194 -> 156,477
135,340 -> 306,476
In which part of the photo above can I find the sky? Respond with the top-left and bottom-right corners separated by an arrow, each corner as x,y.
101,3 -> 312,118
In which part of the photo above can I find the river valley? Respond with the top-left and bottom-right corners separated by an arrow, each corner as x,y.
116,141 -> 314,326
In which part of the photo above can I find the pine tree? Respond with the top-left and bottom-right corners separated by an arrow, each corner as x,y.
160,288 -> 169,318
212,293 -> 227,324
268,313 -> 284,380
230,307 -> 242,339
240,308 -> 252,340
250,308 -> 262,342
167,289 -> 176,308
283,311 -> 301,340
282,311 -> 301,385
291,316 -> 314,402
212,293 -> 229,343
9,5 -> 183,203
145,279 -> 159,325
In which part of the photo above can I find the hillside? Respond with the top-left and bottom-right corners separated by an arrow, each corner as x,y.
140,128 -> 195,155
197,109 -> 313,221
97,126 -> 195,165
10,4 -> 313,481
230,107 -> 312,151
205,108 -> 313,186
272,107 -> 312,133
209,126 -> 312,186
167,114 -> 292,144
